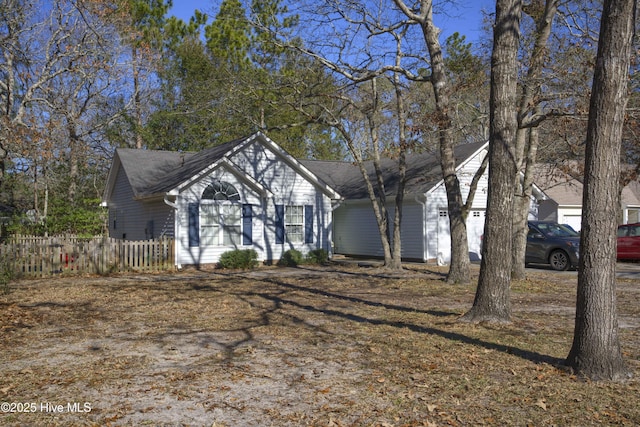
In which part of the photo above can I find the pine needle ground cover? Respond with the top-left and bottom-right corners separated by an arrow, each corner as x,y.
1,263 -> 638,426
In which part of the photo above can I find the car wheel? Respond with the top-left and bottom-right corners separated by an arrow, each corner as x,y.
549,249 -> 570,271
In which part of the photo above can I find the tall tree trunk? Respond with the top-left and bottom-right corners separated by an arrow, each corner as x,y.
565,0 -> 633,381
367,79 -> 396,268
421,2 -> 470,284
391,70 -> 408,270
132,45 -> 144,149
512,0 -> 558,280
442,145 -> 470,284
462,0 -> 522,323
67,122 -> 80,205
512,123 -> 539,279
390,155 -> 405,270
0,140 -> 6,188
393,0 -> 473,282
336,124 -> 395,268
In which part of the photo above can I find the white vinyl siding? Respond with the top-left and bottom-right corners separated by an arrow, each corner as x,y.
108,166 -> 174,240
174,140 -> 335,265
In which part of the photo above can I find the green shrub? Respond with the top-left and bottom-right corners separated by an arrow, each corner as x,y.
218,249 -> 259,269
305,248 -> 328,265
278,249 -> 304,267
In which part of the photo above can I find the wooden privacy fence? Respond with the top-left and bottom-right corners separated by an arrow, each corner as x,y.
0,235 -> 175,278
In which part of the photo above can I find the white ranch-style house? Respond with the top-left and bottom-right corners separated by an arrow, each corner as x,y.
102,132 -> 544,267
102,133 -> 340,267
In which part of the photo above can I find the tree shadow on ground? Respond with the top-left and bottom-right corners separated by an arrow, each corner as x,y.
192,270 -> 565,368
296,262 -> 450,280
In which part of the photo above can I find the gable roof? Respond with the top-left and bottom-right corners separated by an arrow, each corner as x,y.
301,141 -> 488,199
534,163 -> 640,207
533,164 -> 583,206
141,137 -> 246,197
103,132 -> 341,202
623,180 -> 640,206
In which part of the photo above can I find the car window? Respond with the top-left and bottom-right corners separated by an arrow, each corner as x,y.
536,222 -> 579,237
618,226 -> 628,237
632,226 -> 640,237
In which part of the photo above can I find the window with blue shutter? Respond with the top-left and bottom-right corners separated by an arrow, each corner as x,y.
305,205 -> 314,243
188,203 -> 200,247
242,204 -> 252,245
275,204 -> 285,244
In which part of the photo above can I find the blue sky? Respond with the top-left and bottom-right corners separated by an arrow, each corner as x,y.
169,1 -> 496,46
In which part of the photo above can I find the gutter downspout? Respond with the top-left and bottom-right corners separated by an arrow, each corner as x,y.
329,198 -> 344,259
163,194 -> 181,270
415,194 -> 429,263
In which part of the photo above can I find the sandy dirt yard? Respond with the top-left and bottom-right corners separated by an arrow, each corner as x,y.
1,262 -> 639,426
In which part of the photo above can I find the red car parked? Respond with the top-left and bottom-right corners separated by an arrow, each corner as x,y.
617,223 -> 640,260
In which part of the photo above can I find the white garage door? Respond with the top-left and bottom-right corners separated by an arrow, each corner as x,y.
562,215 -> 582,232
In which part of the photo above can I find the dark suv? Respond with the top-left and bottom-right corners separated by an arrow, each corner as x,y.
526,221 -> 580,271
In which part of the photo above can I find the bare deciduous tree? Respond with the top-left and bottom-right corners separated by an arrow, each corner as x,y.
511,0 -> 559,280
271,0 -> 489,275
262,2 -> 421,269
0,0 -> 89,187
392,0 -> 472,284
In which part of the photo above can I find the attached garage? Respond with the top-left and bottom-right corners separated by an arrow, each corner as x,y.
304,142 -> 494,263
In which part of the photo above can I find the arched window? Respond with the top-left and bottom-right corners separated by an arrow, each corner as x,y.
200,180 -> 241,246
202,180 -> 240,201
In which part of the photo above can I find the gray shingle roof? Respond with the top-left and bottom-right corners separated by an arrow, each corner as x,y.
115,135 -> 487,201
301,142 -> 487,199
116,137 -> 246,198
534,163 -> 640,206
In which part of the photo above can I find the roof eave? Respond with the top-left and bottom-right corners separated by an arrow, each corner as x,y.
173,157 -> 274,198
134,192 -> 170,202
425,141 -> 489,196
101,150 -> 122,205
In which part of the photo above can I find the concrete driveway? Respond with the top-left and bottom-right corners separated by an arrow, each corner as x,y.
525,261 -> 640,279
615,261 -> 640,279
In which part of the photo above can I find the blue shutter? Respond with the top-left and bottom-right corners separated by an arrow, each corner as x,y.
305,205 -> 314,244
188,203 -> 200,247
275,204 -> 285,244
242,204 -> 252,245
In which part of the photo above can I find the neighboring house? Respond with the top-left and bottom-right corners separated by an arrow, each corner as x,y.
101,132 -> 341,267
303,141 -> 527,263
535,164 -> 640,231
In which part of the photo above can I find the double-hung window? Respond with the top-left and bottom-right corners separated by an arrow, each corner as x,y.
221,204 -> 241,245
285,205 -> 304,243
200,204 -> 220,246
275,204 -> 313,244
